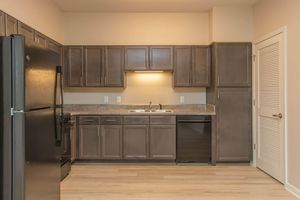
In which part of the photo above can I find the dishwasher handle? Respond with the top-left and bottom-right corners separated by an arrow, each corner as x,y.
177,120 -> 212,123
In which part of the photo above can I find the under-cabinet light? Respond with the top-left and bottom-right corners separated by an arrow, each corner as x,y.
134,71 -> 164,73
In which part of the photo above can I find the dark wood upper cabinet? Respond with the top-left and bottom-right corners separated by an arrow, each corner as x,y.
17,22 -> 35,44
5,14 -> 18,36
216,88 -> 252,162
101,125 -> 123,159
213,43 -> 252,87
48,40 -> 62,54
64,47 -> 84,87
192,46 -> 211,87
173,46 -> 192,87
173,46 -> 211,87
78,125 -> 101,159
0,11 -> 5,36
35,32 -> 47,48
84,47 -> 103,87
149,46 -> 173,70
123,125 -> 149,159
125,46 -> 148,70
105,47 -> 125,87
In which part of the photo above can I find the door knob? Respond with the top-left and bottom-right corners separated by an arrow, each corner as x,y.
272,113 -> 283,119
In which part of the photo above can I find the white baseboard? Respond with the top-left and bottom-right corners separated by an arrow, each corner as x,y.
286,182 -> 300,199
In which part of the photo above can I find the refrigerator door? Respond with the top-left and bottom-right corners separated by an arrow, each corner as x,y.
11,35 -> 61,200
0,36 -> 13,200
25,44 -> 60,111
25,108 -> 60,200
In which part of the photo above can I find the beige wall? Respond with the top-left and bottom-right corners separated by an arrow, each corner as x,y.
254,0 -> 300,191
0,0 -> 64,43
63,12 -> 210,45
211,6 -> 253,42
64,72 -> 206,105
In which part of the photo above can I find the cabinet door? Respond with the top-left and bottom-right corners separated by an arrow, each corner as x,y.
5,15 -> 18,36
123,125 -> 149,159
192,46 -> 211,87
214,43 -> 252,87
84,47 -> 103,87
17,22 -> 35,45
149,46 -> 173,70
101,125 -> 123,159
150,125 -> 176,160
125,47 -> 148,70
35,32 -> 47,48
64,47 -> 83,87
105,47 -> 124,87
216,88 -> 252,162
70,117 -> 77,162
48,40 -> 62,55
0,11 -> 5,36
78,125 -> 100,159
173,46 -> 192,87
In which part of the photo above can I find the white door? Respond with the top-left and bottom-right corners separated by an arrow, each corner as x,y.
255,32 -> 285,183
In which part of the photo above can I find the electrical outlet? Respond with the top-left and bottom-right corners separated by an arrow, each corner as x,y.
117,96 -> 122,104
180,96 -> 185,104
104,96 -> 109,104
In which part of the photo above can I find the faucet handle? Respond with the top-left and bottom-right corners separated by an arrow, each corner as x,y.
159,104 -> 162,110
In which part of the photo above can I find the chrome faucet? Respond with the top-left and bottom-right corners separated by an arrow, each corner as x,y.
148,101 -> 152,111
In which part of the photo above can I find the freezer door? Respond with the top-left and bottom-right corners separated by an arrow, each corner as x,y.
0,36 -> 13,200
25,44 -> 60,110
25,108 -> 60,200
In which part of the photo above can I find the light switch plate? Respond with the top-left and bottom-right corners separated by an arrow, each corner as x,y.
117,96 -> 121,104
180,96 -> 185,104
104,96 -> 109,104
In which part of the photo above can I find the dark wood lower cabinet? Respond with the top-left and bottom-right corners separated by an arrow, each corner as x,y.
70,117 -> 77,162
216,88 -> 252,162
78,125 -> 101,159
123,125 -> 149,159
101,125 -> 123,159
150,125 -> 176,160
76,115 -> 177,162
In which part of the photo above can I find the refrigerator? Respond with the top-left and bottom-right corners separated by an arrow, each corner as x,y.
0,35 -> 62,200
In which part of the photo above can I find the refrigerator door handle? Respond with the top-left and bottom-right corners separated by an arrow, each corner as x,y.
54,66 -> 64,145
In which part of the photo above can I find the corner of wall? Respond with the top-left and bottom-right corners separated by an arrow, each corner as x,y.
286,183 -> 300,199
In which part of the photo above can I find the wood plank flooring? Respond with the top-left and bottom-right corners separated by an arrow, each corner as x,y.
61,164 -> 298,200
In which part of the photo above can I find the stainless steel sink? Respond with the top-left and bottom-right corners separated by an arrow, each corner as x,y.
128,109 -> 173,113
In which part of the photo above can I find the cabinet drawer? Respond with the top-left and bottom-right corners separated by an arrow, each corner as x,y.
78,116 -> 99,125
150,116 -> 176,125
100,116 -> 123,125
123,116 -> 149,125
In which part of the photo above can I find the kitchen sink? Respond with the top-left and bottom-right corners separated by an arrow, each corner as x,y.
128,109 -> 173,113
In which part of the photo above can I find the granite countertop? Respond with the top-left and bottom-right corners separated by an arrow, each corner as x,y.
64,104 -> 216,116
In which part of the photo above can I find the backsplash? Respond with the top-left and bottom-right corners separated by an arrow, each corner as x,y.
64,72 -> 206,105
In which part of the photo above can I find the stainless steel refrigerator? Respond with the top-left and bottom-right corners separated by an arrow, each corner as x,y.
0,35 -> 62,200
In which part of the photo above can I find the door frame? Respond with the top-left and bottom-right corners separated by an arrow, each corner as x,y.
252,26 -> 288,184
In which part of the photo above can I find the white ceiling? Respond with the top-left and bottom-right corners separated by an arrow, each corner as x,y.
52,0 -> 258,12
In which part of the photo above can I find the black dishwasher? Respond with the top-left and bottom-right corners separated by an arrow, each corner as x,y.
176,115 -> 212,163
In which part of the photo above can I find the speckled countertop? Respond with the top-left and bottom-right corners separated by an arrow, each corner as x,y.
64,104 -> 216,116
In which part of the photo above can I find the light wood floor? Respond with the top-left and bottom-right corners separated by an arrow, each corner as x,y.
61,164 -> 298,200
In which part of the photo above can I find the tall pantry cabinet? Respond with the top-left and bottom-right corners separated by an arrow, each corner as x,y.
207,43 -> 252,162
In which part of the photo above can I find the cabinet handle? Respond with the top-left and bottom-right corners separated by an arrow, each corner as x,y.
217,89 -> 220,99
217,75 -> 220,85
104,119 -> 117,122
